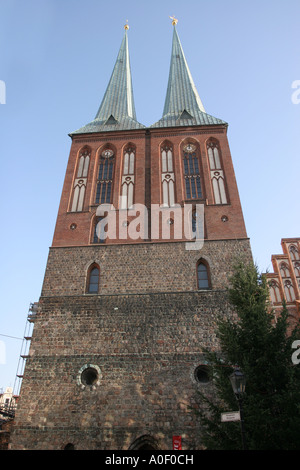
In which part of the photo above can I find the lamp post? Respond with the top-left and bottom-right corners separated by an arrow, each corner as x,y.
229,368 -> 248,450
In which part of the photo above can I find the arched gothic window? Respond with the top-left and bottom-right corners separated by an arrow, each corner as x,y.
95,148 -> 114,205
207,139 -> 227,204
182,142 -> 202,200
197,260 -> 210,290
71,147 -> 90,212
289,245 -> 299,261
120,146 -> 135,209
161,143 -> 175,206
284,280 -> 296,302
87,264 -> 100,294
280,262 -> 290,278
294,262 -> 300,277
92,216 -> 106,244
269,280 -> 281,303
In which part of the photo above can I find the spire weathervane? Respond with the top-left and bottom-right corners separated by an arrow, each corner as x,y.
124,19 -> 129,30
169,15 -> 178,26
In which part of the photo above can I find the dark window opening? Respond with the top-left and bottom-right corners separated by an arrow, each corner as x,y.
88,266 -> 99,294
197,262 -> 210,290
194,365 -> 210,384
183,151 -> 202,199
95,153 -> 114,204
81,367 -> 99,386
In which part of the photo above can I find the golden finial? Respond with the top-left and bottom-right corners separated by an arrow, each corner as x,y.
169,15 -> 178,26
124,19 -> 129,30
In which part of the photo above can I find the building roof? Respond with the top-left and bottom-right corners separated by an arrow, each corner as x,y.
70,27 -> 145,135
151,24 -> 227,129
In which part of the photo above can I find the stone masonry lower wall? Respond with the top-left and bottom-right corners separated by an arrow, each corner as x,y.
41,239 -> 252,296
10,238 -> 252,450
10,290 -> 235,450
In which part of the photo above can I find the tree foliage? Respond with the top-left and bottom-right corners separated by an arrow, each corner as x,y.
197,260 -> 300,449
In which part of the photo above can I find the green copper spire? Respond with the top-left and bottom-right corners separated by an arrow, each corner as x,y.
71,24 -> 145,135
151,19 -> 226,128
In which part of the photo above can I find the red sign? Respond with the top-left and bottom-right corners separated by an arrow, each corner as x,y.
173,436 -> 182,450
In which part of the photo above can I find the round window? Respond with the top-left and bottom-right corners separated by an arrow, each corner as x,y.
81,367 -> 99,386
194,365 -> 210,384
77,364 -> 102,389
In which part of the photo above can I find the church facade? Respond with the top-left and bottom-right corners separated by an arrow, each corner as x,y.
10,20 -> 252,450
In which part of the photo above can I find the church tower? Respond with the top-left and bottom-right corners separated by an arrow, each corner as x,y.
10,20 -> 252,450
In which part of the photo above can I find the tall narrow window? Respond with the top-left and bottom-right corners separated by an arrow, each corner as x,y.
161,143 -> 175,206
182,143 -> 202,200
280,262 -> 290,278
120,146 -> 135,209
207,140 -> 227,204
87,264 -> 100,294
289,245 -> 299,261
197,261 -> 210,290
71,148 -> 90,212
294,262 -> 300,277
95,148 -> 115,205
92,216 -> 106,244
284,280 -> 296,302
269,280 -> 281,303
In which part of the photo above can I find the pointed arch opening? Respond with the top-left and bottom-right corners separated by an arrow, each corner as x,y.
269,279 -> 281,303
197,259 -> 211,290
206,138 -> 227,204
71,146 -> 91,212
289,245 -> 299,261
86,263 -> 100,294
294,262 -> 300,277
120,144 -> 136,209
181,140 -> 203,201
160,140 -> 176,207
284,280 -> 296,302
91,213 -> 106,244
95,145 -> 116,205
128,435 -> 159,451
280,262 -> 290,278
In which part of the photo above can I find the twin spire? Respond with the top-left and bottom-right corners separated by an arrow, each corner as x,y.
71,20 -> 226,135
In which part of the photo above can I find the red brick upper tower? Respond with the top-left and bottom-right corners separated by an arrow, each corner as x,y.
52,21 -> 247,249
10,21 -> 252,450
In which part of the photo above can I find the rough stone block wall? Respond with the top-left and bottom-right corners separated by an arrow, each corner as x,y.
9,239 -> 252,450
10,291 -> 233,450
41,239 -> 252,296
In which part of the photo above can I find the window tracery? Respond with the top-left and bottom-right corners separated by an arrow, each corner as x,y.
95,148 -> 114,205
289,245 -> 299,261
71,147 -> 90,212
161,143 -> 175,206
207,139 -> 227,204
269,279 -> 281,303
284,279 -> 296,302
120,146 -> 135,209
182,142 -> 202,200
279,262 -> 290,278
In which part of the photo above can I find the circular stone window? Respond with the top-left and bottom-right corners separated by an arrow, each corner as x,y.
194,365 -> 210,384
77,364 -> 102,389
81,367 -> 98,386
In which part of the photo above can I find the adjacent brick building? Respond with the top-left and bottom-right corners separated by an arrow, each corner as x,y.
10,20 -> 252,450
266,238 -> 300,330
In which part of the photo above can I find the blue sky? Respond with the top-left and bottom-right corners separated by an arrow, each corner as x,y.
0,0 -> 299,390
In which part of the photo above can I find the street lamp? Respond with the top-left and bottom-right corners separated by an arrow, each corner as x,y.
229,368 -> 248,450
